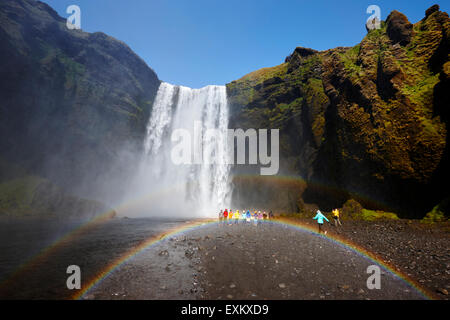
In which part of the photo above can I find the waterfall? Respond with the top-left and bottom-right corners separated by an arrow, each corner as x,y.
133,82 -> 231,217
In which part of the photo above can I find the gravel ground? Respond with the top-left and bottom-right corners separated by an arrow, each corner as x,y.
190,221 -> 430,300
83,220 -> 430,300
300,218 -> 450,300
0,217 -> 447,300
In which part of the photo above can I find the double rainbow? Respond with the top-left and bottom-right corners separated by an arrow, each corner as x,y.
0,190 -> 434,300
71,218 -> 434,300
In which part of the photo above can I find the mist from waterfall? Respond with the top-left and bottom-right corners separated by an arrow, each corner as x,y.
124,82 -> 232,218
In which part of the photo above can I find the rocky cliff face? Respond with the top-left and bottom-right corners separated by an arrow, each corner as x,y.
0,0 -> 160,206
227,5 -> 450,218
0,1 -> 448,219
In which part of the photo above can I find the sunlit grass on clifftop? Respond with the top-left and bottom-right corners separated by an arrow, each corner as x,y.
233,63 -> 288,87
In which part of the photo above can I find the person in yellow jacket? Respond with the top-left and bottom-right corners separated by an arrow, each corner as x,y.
234,210 -> 240,225
228,209 -> 233,225
332,208 -> 342,227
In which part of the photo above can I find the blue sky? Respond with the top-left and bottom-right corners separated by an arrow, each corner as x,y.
42,0 -> 449,88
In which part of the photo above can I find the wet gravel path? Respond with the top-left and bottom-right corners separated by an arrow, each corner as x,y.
190,221 -> 426,300
0,218 -> 445,300
86,220 -> 428,300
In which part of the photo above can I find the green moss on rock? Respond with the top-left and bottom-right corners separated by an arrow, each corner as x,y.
422,205 -> 446,223
227,6 -> 450,219
359,209 -> 399,221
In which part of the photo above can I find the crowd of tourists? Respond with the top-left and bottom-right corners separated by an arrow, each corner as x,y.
218,207 -> 342,233
218,209 -> 274,226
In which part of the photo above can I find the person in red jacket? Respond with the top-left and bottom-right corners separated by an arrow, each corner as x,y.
223,209 -> 228,225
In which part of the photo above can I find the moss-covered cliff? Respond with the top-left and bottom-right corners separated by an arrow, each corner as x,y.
227,5 -> 450,218
0,0 -> 160,204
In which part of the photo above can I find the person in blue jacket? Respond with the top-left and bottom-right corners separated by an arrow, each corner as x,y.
313,210 -> 329,234
246,210 -> 251,223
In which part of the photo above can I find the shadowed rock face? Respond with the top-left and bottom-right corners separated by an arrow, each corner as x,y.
285,47 -> 318,62
0,175 -> 116,219
0,0 -> 160,203
227,5 -> 450,218
426,4 -> 441,18
386,10 -> 413,46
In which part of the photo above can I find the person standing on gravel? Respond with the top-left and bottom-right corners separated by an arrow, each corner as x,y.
219,209 -> 223,224
332,208 -> 342,227
234,210 -> 240,225
313,210 -> 329,234
223,209 -> 228,224
241,210 -> 246,224
246,210 -> 251,223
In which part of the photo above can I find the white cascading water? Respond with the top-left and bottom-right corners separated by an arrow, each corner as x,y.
131,82 -> 231,218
